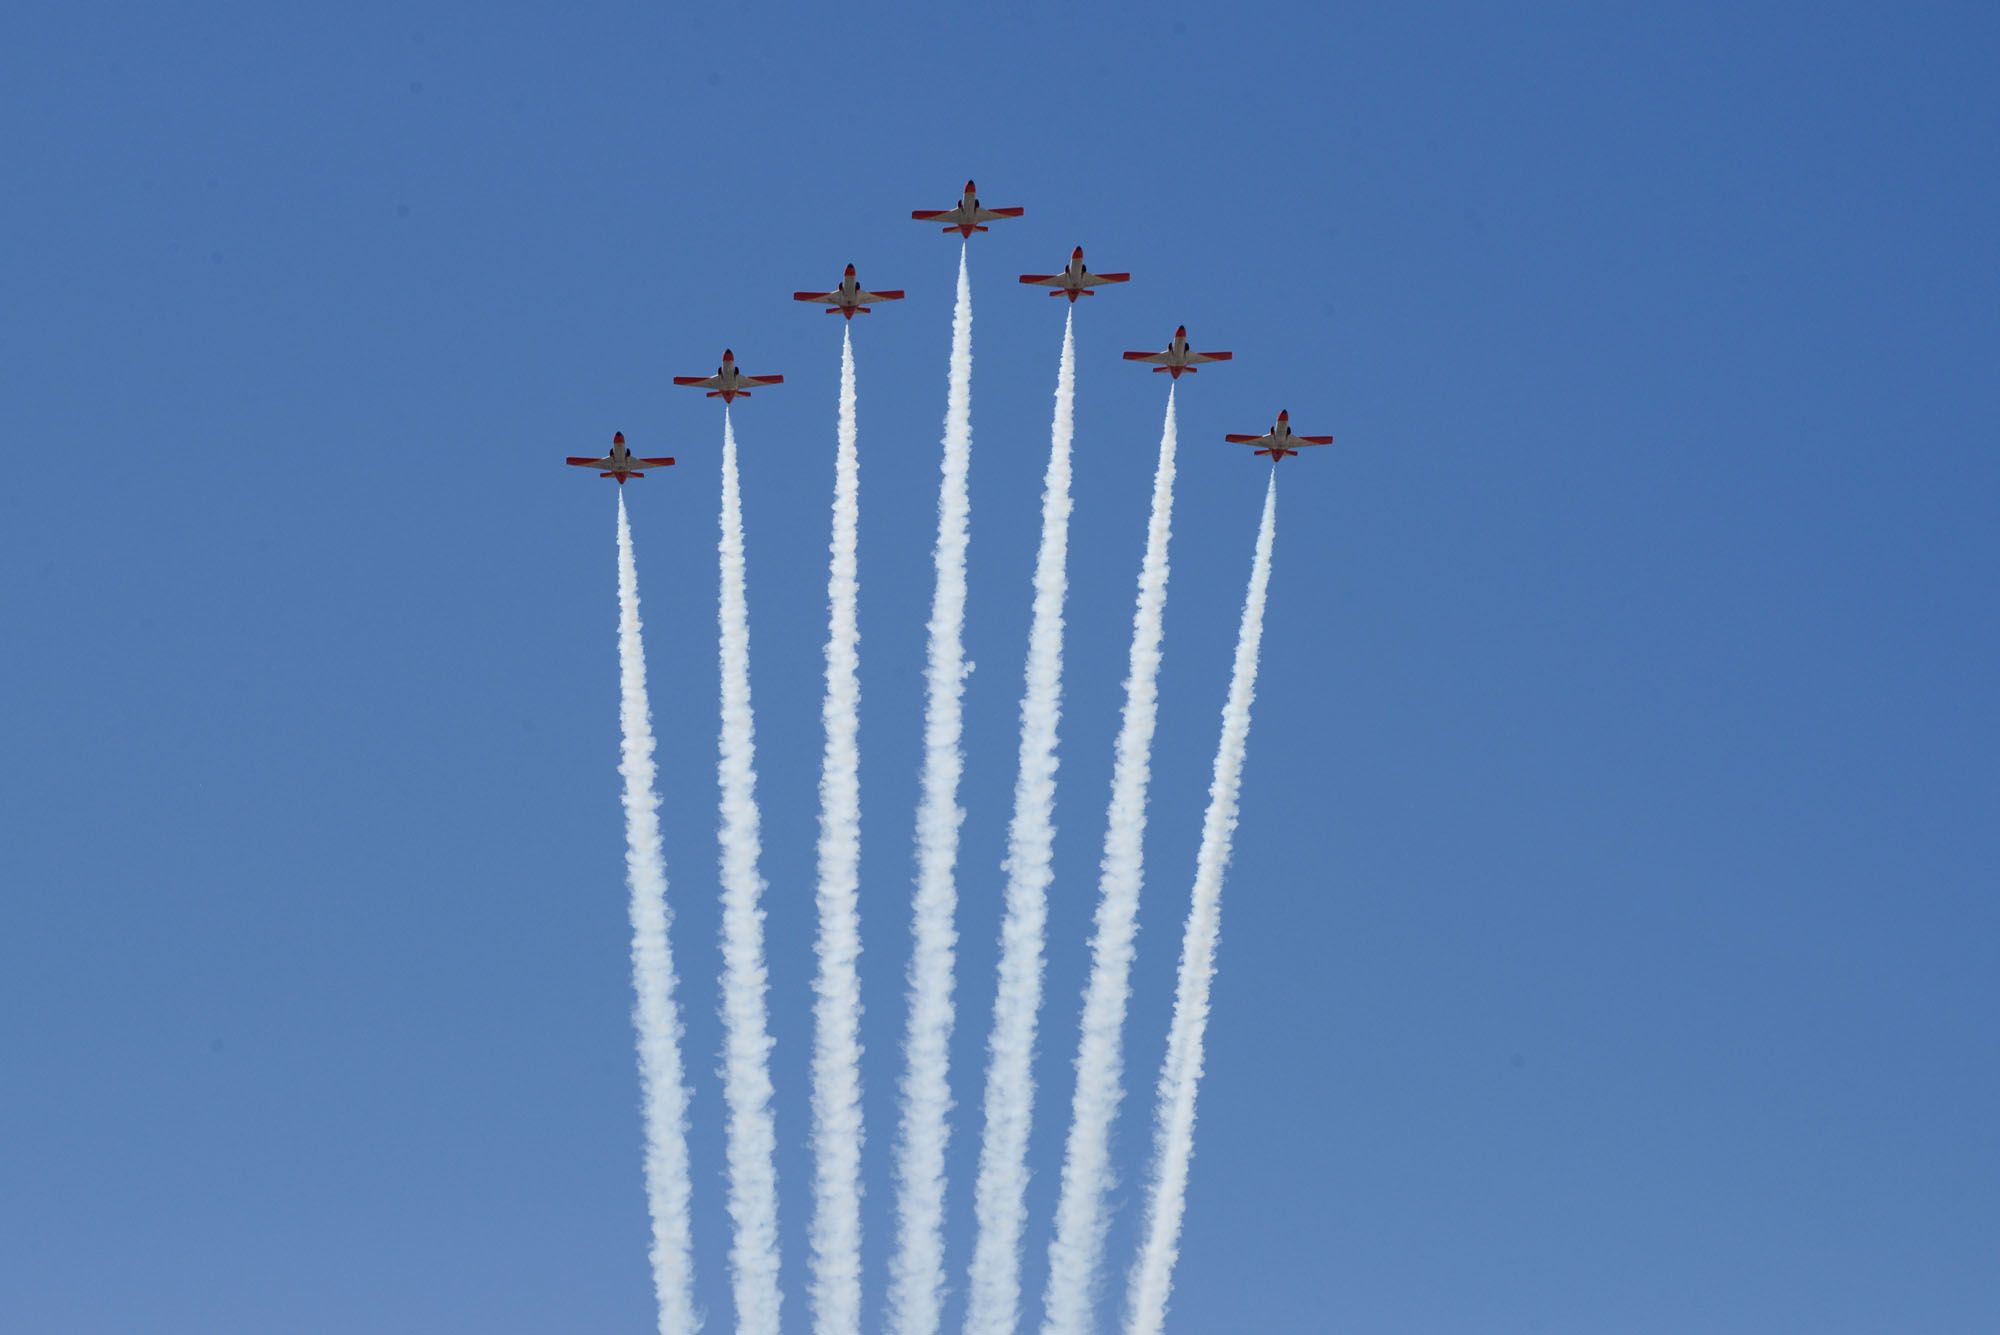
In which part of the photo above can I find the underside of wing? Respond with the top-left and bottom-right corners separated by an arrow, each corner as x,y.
673,375 -> 718,388
857,289 -> 905,303
1297,437 -> 1334,446
793,291 -> 838,303
566,456 -> 611,468
745,375 -> 784,387
1123,351 -> 1171,363
1019,273 -> 1063,286
1224,434 -> 1269,445
975,206 -> 1025,221
1084,272 -> 1131,286
1187,350 -> 1233,364
911,209 -> 952,221
637,457 -> 676,468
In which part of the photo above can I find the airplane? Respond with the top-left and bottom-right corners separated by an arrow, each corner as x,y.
794,264 -> 906,319
911,179 -> 1025,238
1122,325 -> 1234,379
566,432 -> 676,485
672,349 -> 784,404
1225,411 -> 1333,461
1019,247 -> 1131,302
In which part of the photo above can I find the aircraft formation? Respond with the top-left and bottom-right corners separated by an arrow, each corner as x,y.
567,178 -> 1336,481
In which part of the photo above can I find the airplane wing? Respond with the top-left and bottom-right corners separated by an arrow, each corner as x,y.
673,374 -> 721,389
911,209 -> 955,221
793,290 -> 840,304
1123,350 -> 1173,364
1224,434 -> 1272,446
1184,350 -> 1233,365
566,455 -> 613,468
1295,436 -> 1334,446
742,374 -> 785,388
1018,273 -> 1067,286
1079,272 -> 1131,287
636,457 -> 676,468
855,289 -> 905,304
973,206 -> 1025,222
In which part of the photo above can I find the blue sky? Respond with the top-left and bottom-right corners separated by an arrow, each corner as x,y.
3,2 -> 1997,1331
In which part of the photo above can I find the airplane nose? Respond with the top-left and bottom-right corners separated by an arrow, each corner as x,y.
845,264 -> 856,275
723,348 -> 733,359
965,179 -> 976,191
1072,246 -> 1084,258
1278,410 -> 1289,421
1176,325 -> 1187,337
614,431 -> 625,444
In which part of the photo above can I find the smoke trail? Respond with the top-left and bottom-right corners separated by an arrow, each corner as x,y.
890,246 -> 975,1335
964,310 -> 1077,1335
614,493 -> 701,1335
1042,387 -> 1180,1335
716,411 -> 783,1335
810,326 -> 866,1335
1124,472 -> 1278,1335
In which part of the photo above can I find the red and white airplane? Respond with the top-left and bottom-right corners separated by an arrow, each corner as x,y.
672,349 -> 784,404
1123,325 -> 1233,379
1019,247 -> 1130,302
794,264 -> 906,319
1226,411 -> 1333,462
911,179 -> 1025,238
566,432 -> 675,485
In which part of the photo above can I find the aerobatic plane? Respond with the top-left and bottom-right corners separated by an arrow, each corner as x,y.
1225,411 -> 1333,461
911,179 -> 1025,238
1123,325 -> 1233,379
672,349 -> 784,404
566,432 -> 675,485
794,264 -> 906,319
1019,247 -> 1131,302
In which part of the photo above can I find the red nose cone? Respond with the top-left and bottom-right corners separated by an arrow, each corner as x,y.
1072,246 -> 1084,259
845,264 -> 856,276
723,349 -> 734,360
965,179 -> 976,192
1176,325 -> 1187,337
1277,411 -> 1289,422
613,431 -> 625,444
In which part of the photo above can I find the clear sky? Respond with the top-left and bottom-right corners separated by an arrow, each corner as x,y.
3,3 -> 1997,1331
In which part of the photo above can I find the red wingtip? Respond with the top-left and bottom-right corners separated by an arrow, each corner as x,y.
613,431 -> 624,444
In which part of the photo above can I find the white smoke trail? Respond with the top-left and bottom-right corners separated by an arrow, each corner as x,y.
614,493 -> 701,1335
890,247 -> 975,1335
810,326 -> 866,1335
716,411 -> 783,1335
1042,387 -> 1180,1335
964,310 -> 1077,1335
1124,472 -> 1278,1335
